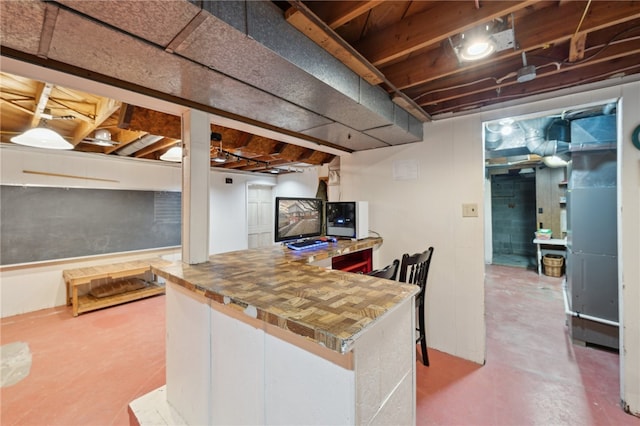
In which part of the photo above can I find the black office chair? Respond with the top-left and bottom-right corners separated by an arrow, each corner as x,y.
367,259 -> 399,280
399,247 -> 434,366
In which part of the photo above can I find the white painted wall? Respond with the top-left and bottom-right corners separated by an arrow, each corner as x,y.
341,116 -> 486,364
0,144 -> 183,191
208,173 -> 277,255
340,80 -> 640,415
274,167 -> 321,198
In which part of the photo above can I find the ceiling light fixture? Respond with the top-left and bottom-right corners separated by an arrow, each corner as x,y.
213,141 -> 227,163
450,18 -> 515,63
160,143 -> 182,162
211,132 -> 227,163
10,125 -> 74,150
83,129 -> 119,147
459,34 -> 496,61
500,124 -> 513,136
455,23 -> 497,62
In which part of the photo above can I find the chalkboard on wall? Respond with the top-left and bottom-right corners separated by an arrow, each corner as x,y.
0,186 -> 181,265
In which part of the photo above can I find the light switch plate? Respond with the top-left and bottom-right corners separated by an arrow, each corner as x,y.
462,203 -> 478,217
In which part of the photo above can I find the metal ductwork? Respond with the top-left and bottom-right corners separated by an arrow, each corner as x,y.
115,135 -> 164,156
0,1 -> 423,153
485,116 -> 571,164
195,1 -> 423,148
484,123 -> 503,150
519,117 -> 570,157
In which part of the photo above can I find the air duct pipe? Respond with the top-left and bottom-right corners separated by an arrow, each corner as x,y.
484,123 -> 502,150
519,117 -> 571,161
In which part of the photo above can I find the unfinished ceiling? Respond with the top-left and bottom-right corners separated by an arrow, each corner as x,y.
1,1 -> 639,171
0,71 -> 336,174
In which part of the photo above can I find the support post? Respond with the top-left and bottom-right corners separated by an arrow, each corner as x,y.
181,109 -> 210,264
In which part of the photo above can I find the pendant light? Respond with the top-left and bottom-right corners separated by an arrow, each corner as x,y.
211,132 -> 226,163
213,140 -> 227,163
160,143 -> 182,162
11,126 -> 74,150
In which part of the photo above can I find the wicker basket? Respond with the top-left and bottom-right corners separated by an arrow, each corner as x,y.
543,254 -> 564,277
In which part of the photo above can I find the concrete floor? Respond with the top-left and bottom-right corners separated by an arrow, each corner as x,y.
491,253 -> 537,270
1,264 -> 638,425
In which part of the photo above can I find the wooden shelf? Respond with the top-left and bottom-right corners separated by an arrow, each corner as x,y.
63,258 -> 171,316
75,282 -> 165,315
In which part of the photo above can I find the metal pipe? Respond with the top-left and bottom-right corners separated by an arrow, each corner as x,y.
562,280 -> 619,327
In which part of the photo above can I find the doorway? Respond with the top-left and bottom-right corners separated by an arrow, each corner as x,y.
482,99 -> 622,407
247,185 -> 273,249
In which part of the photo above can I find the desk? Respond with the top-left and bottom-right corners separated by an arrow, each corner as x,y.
533,238 -> 567,275
146,238 -> 419,426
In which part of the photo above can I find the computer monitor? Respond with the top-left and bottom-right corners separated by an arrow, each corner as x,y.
274,197 -> 323,243
325,201 -> 369,240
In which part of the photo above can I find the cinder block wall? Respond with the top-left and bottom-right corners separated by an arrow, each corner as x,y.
491,173 -> 537,257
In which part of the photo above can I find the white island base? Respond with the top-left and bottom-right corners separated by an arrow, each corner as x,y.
131,280 -> 417,425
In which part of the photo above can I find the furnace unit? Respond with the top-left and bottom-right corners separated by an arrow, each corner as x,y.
566,113 -> 618,349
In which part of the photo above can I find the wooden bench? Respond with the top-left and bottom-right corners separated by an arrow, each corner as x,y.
63,258 -> 172,316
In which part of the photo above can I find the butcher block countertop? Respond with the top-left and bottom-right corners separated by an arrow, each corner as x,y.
152,238 -> 419,353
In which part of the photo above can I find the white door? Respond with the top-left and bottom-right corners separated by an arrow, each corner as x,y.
248,185 -> 273,248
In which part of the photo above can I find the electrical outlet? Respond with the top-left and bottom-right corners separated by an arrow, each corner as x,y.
462,203 -> 478,217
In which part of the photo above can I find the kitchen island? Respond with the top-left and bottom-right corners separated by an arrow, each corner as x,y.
136,238 -> 419,425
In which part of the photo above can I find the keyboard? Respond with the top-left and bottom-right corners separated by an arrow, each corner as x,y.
286,239 -> 329,251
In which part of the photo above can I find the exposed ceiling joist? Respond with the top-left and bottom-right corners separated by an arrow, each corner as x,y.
30,82 -> 52,127
2,0 -> 639,166
354,0 -> 538,67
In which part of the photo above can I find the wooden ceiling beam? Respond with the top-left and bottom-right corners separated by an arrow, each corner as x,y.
515,1 -> 640,46
117,105 -> 333,165
229,132 -> 253,150
355,0 -> 537,67
422,53 -> 640,115
381,2 -> 640,91
412,39 -> 640,108
285,6 -> 384,85
277,143 -> 308,162
118,104 -> 182,139
0,96 -> 36,116
210,124 -> 250,150
305,151 -> 336,165
244,135 -> 279,156
569,32 -> 587,62
30,82 -> 52,127
69,97 -> 120,145
271,141 -> 287,155
304,1 -> 384,29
